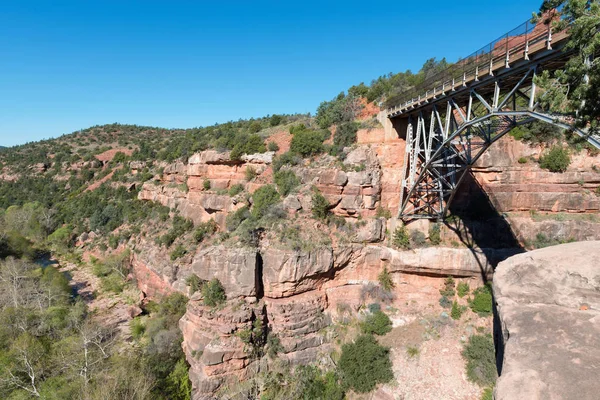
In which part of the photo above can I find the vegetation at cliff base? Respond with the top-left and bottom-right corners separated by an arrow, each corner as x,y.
469,285 -> 493,316
361,310 -> 393,335
462,334 -> 497,387
338,334 -> 394,393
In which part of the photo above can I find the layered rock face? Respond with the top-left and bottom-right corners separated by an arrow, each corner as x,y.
176,242 -> 506,398
494,241 -> 600,400
138,150 -> 271,227
473,136 -> 600,213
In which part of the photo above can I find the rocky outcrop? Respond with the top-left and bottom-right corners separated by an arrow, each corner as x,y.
138,150 -> 269,227
494,241 -> 600,400
473,136 -> 600,213
288,147 -> 382,216
179,298 -> 263,399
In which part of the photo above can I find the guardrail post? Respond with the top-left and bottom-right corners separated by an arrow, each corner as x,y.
489,43 -> 494,76
505,33 -> 510,68
524,21 -> 530,60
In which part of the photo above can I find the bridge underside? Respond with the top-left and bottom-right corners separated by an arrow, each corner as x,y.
391,53 -> 598,220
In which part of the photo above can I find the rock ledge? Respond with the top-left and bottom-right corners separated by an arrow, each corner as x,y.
494,241 -> 600,400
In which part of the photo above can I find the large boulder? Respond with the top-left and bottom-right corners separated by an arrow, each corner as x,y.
191,246 -> 258,299
494,241 -> 600,400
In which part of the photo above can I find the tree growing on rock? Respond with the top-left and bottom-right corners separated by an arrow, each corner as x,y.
338,334 -> 394,393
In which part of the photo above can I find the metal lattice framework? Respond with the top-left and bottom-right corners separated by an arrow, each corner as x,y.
387,11 -> 598,220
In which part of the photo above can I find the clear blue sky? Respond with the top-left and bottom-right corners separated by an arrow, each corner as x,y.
0,0 -> 542,146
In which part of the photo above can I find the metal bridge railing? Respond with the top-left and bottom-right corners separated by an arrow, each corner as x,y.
386,7 -> 567,115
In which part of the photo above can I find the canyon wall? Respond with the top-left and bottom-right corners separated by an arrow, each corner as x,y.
133,123 -> 600,398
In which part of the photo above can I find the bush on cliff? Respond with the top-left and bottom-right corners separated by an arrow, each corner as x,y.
469,284 -> 493,316
251,185 -> 280,218
230,134 -> 266,160
311,189 -> 330,220
272,151 -> 302,173
274,170 -> 300,196
361,310 -> 393,336
392,226 -> 410,249
378,267 -> 395,291
333,121 -> 359,149
429,223 -> 441,245
226,206 -> 250,232
338,334 -> 394,393
193,219 -> 218,243
462,334 -> 497,387
539,146 -> 570,172
202,278 -> 226,307
290,129 -> 325,157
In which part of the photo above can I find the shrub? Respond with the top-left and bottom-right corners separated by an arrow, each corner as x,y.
251,185 -> 280,218
274,170 -> 300,196
470,285 -> 493,316
101,273 -> 125,293
406,346 -> 420,358
159,216 -> 194,247
392,226 -> 410,249
378,267 -> 395,291
462,334 -> 497,387
226,206 -> 250,232
457,282 -> 470,298
108,235 -> 119,249
334,122 -> 359,149
170,244 -> 187,261
131,318 -> 145,339
451,301 -> 466,320
439,276 -> 455,297
429,223 -> 441,245
228,184 -> 244,197
290,129 -> 325,157
360,282 -> 395,304
186,274 -> 204,294
368,303 -> 381,313
539,146 -> 570,172
202,179 -> 211,191
375,206 -> 392,219
267,141 -> 279,152
193,219 -> 218,243
269,114 -> 283,126
361,311 -> 392,336
230,134 -> 266,160
338,334 -> 394,393
481,387 -> 494,400
244,166 -> 257,181
272,151 -> 301,173
311,189 -> 330,220
518,157 -> 528,164
202,278 -> 226,307
248,121 -> 262,133
439,296 -> 452,309
410,230 -> 427,247
112,151 -> 129,163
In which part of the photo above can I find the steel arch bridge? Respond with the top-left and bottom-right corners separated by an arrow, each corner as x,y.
386,12 -> 598,221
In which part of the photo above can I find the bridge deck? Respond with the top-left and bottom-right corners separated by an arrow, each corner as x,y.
387,27 -> 569,118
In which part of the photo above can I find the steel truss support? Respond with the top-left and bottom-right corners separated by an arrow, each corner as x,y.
397,66 -> 596,220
